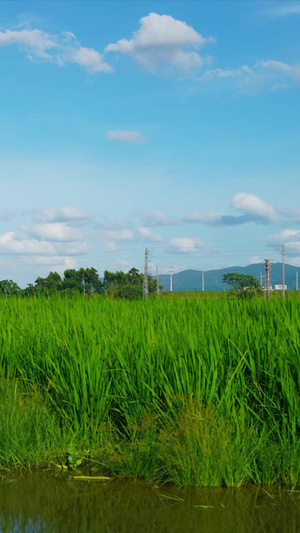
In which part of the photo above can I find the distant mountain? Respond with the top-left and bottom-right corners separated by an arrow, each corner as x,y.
158,263 -> 299,291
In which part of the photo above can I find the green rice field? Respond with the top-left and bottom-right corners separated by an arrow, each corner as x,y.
1,294 -> 300,487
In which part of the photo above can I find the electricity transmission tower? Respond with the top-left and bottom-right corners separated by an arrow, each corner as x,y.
282,245 -> 285,298
264,259 -> 272,300
143,247 -> 149,299
169,268 -> 173,292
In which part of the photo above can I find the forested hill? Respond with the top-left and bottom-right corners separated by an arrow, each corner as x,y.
158,263 -> 299,291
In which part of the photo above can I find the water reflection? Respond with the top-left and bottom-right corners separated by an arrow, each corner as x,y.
0,472 -> 299,533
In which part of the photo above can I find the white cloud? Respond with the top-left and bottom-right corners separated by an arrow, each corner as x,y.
0,28 -> 57,58
104,240 -> 117,252
103,228 -> 135,252
0,209 -> 16,221
0,27 -> 112,73
116,259 -> 130,268
24,223 -> 84,242
184,211 -> 223,224
258,59 -> 295,73
170,236 -> 204,253
278,206 -> 300,222
175,192 -> 300,230
104,229 -> 134,241
137,226 -> 162,241
200,60 -> 300,92
105,12 -> 214,75
185,198 -> 300,227
267,229 -> 300,245
107,130 -> 148,144
0,231 -> 89,255
69,46 -> 112,73
140,209 -> 177,226
268,3 -> 300,18
266,229 -> 300,258
231,193 -> 278,221
249,255 -> 264,264
21,255 -> 77,270
30,206 -> 91,223
285,241 -> 300,254
288,257 -> 300,267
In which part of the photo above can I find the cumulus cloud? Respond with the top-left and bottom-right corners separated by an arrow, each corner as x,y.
184,194 -> 279,226
29,206 -> 91,223
265,229 -> 300,258
170,237 -> 204,253
267,229 -> 300,245
103,229 -> 134,252
107,130 -> 148,144
137,226 -> 162,242
24,223 -> 85,242
0,231 -> 89,255
184,195 -> 300,230
69,45 -> 112,73
0,27 -> 112,73
105,12 -> 214,75
231,193 -> 278,222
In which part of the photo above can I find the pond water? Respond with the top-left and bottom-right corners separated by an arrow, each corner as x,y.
0,472 -> 299,532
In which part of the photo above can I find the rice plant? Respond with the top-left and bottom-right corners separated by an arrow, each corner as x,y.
0,294 -> 300,486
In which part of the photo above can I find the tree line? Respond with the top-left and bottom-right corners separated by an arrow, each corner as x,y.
0,267 -> 158,299
0,270 -> 261,299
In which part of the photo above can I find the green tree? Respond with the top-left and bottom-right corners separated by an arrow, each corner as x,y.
0,279 -> 20,296
104,268 -> 157,299
223,273 -> 262,297
35,272 -> 63,293
63,267 -> 103,294
22,284 -> 37,297
33,268 -> 103,295
81,267 -> 103,294
62,269 -> 82,292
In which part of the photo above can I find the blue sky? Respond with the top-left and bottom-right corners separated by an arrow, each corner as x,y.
0,0 -> 300,286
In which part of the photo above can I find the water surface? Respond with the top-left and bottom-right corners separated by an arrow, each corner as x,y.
0,472 -> 299,532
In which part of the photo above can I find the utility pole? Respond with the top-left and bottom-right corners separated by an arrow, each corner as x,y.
202,270 -> 205,291
156,265 -> 159,298
260,271 -> 263,287
264,259 -> 271,300
296,271 -> 298,291
282,245 -> 285,298
169,268 -> 173,292
143,247 -> 149,299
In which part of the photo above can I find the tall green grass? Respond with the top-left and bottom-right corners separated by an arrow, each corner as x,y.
0,294 -> 300,486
